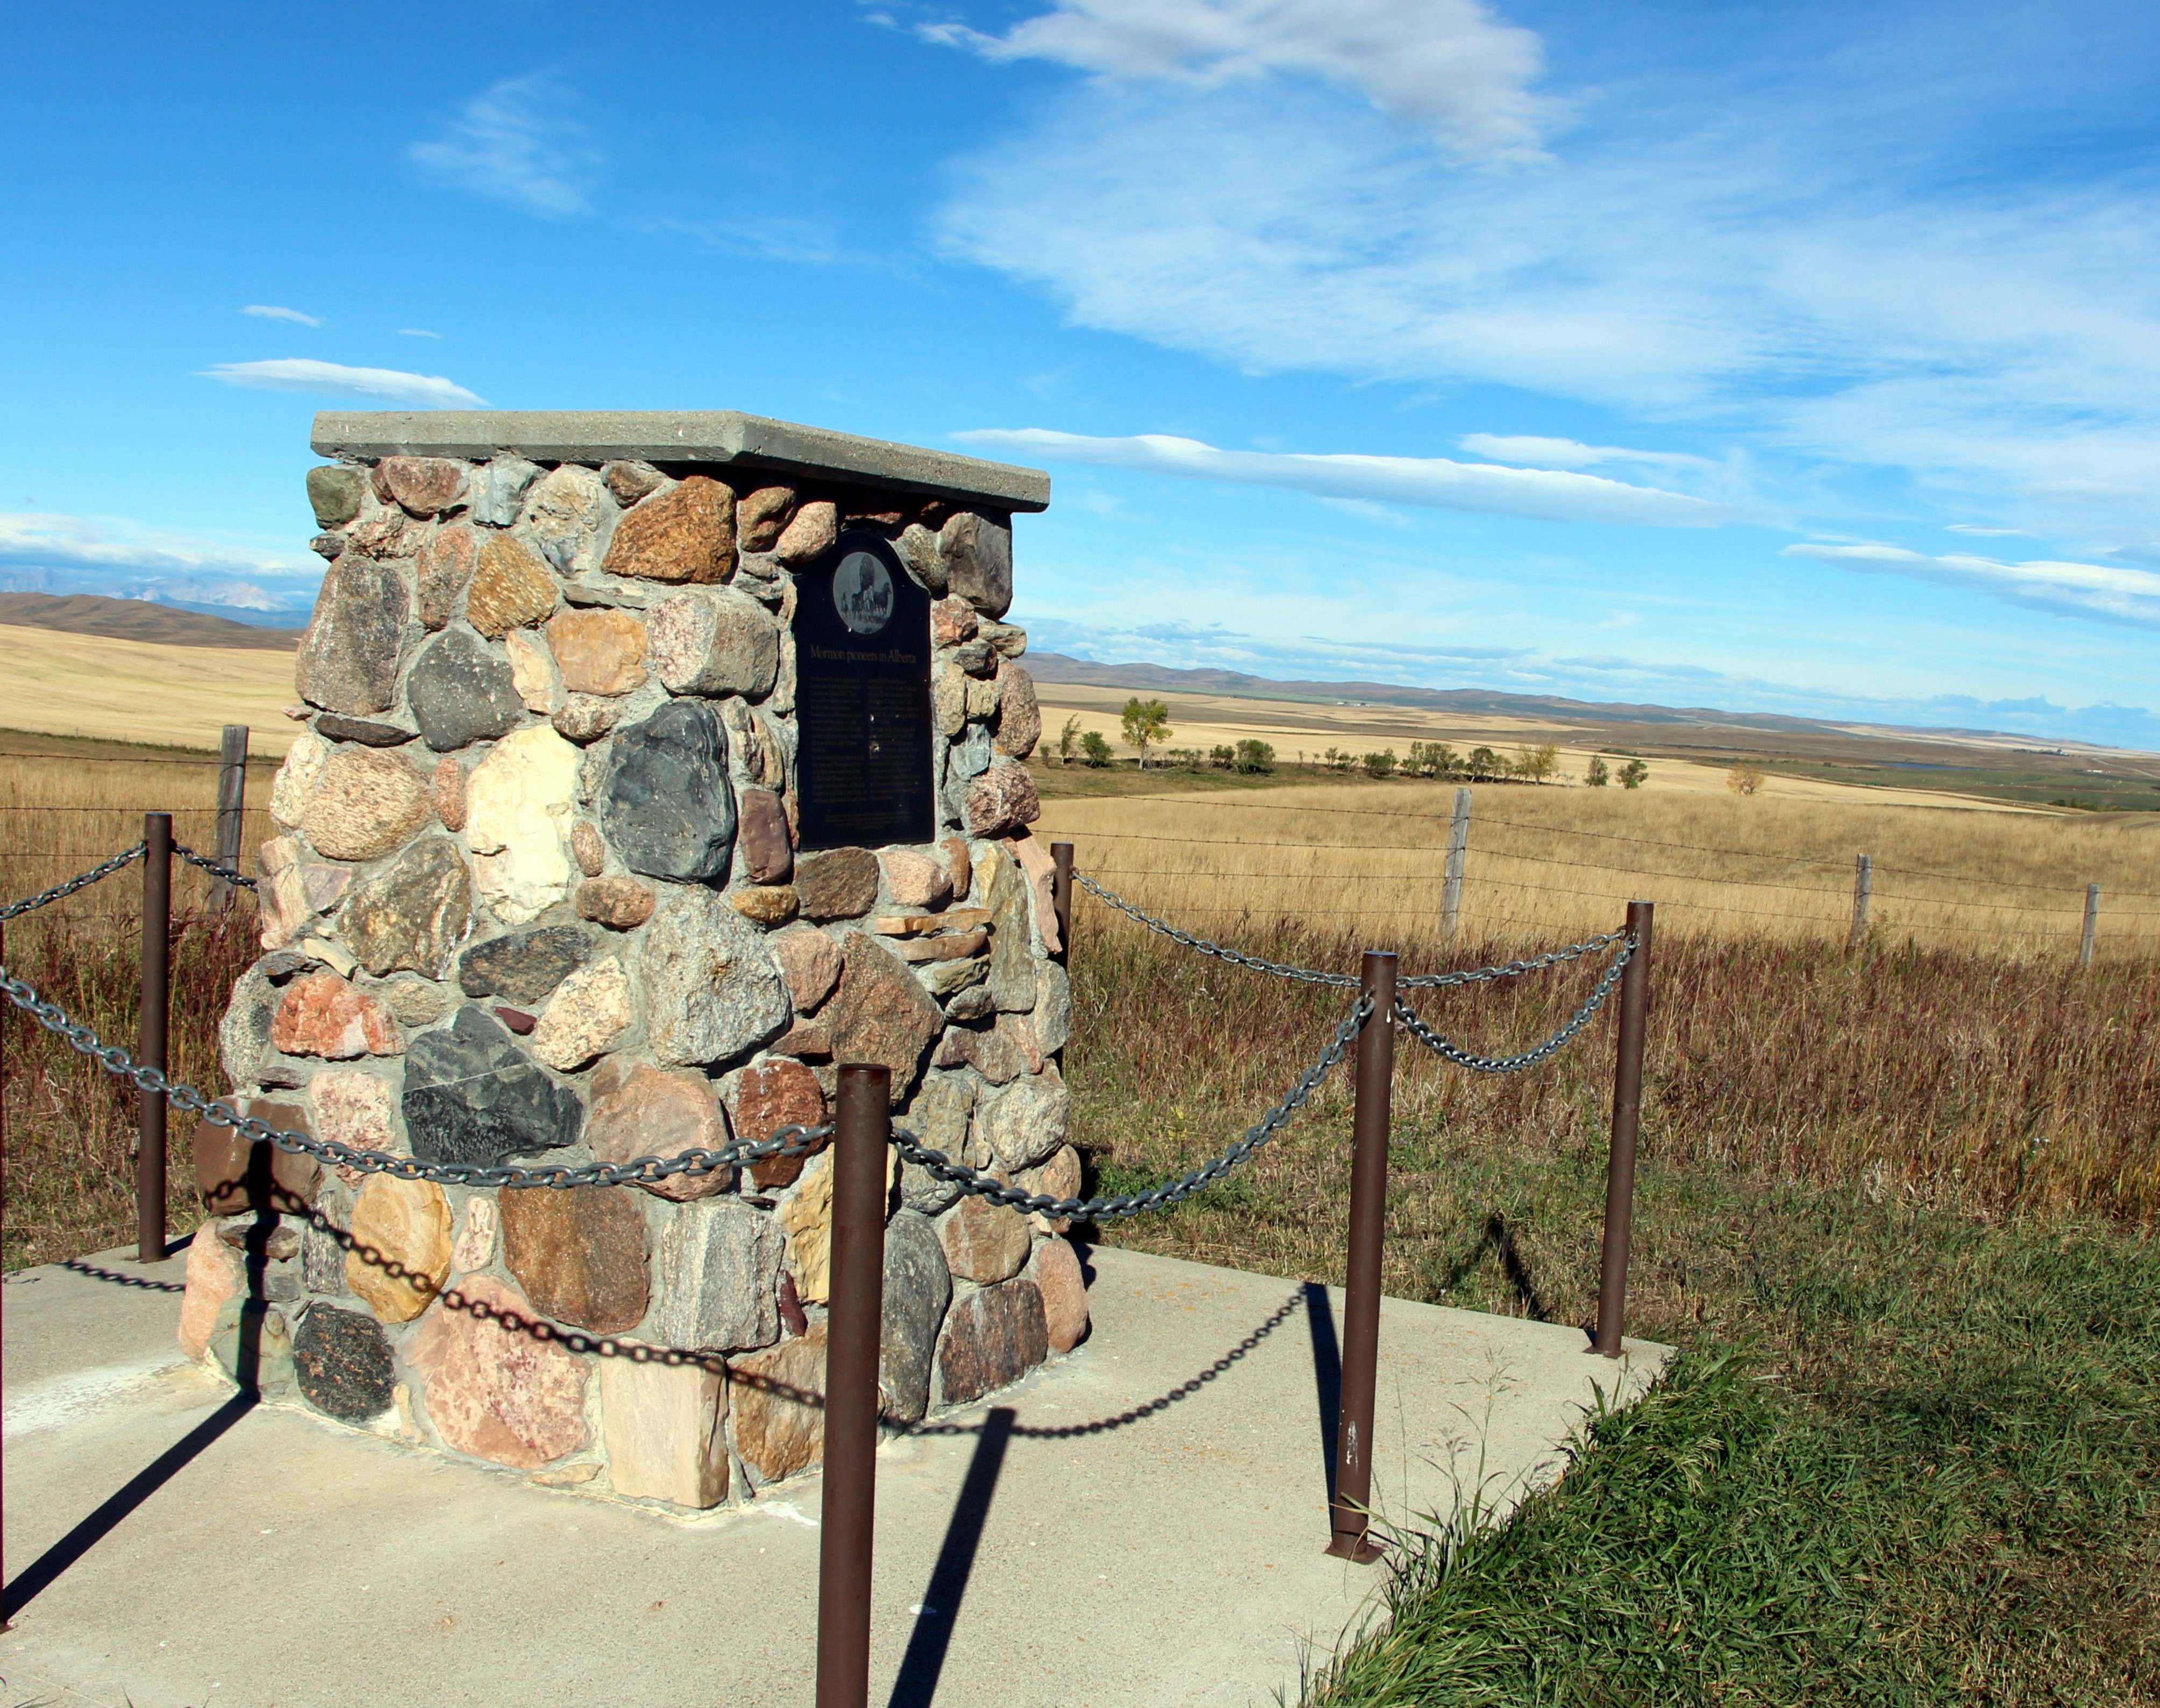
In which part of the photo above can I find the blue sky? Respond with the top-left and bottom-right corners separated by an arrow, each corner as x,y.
4,1 -> 2158,747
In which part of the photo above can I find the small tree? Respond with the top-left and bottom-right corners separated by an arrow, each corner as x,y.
1363,749 -> 1398,778
1120,696 -> 1172,770
1513,741 -> 1559,783
1467,745 -> 1502,779
1056,713 -> 1082,766
1619,757 -> 1649,790
1210,744 -> 1236,769
1234,738 -> 1275,774
1728,763 -> 1766,796
1586,754 -> 1610,788
1079,730 -> 1114,767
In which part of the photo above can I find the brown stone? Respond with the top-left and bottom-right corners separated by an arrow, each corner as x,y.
994,664 -> 1041,759
979,620 -> 1028,660
823,935 -> 944,1105
602,459 -> 665,505
892,928 -> 989,965
964,760 -> 1040,838
772,924 -> 842,1012
940,512 -> 1013,618
601,1356 -> 729,1507
553,692 -> 623,742
178,1222 -> 241,1358
1016,1142 -> 1080,1205
1031,1238 -> 1089,1352
795,847 -> 880,920
467,533 -> 558,637
341,835 -> 472,977
940,837 -> 973,901
378,455 -> 468,517
881,848 -> 952,909
943,1013 -> 1040,1085
603,474 -> 735,583
498,1183 -> 651,1333
546,608 -> 648,695
737,484 -> 796,552
415,524 -> 478,630
345,1175 -> 453,1323
773,499 -> 837,567
431,755 -> 467,832
937,1279 -> 1047,1407
530,955 -> 635,1071
504,628 -> 561,713
737,788 -> 792,884
270,973 -> 402,1059
647,587 -> 780,698
302,747 -> 432,861
407,1274 -> 590,1469
769,1019 -> 832,1061
578,875 -> 656,929
585,1057 -> 732,1202
729,1059 -> 827,1189
730,1322 -> 826,1484
937,1194 -> 1032,1284
728,885 -> 799,927
571,820 -> 606,876
931,596 -> 978,649
195,1103 -> 321,1213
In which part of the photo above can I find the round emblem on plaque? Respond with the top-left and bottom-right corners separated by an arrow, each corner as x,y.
832,551 -> 895,636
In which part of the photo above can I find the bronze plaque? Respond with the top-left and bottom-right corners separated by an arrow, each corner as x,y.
792,531 -> 933,850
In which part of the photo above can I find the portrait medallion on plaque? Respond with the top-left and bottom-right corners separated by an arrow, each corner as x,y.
792,530 -> 934,849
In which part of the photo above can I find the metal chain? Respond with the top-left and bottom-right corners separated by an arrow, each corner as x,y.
1392,935 -> 1634,1074
173,842 -> 258,890
891,994 -> 1374,1220
0,963 -> 830,1189
0,843 -> 146,921
1397,930 -> 1628,989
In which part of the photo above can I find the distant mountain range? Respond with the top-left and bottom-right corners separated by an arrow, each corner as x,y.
0,592 -> 303,650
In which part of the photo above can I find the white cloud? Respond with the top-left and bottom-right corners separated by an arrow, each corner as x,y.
243,304 -> 323,327
955,427 -> 1727,526
927,0 -> 1556,161
201,359 -> 485,408
397,327 -> 441,339
1945,524 -> 2031,538
1458,434 -> 1714,473
408,75 -> 596,216
0,512 -> 322,613
1784,542 -> 2160,630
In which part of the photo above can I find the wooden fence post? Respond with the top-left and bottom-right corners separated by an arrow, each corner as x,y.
1441,788 -> 1472,941
1847,853 -> 1872,952
1594,901 -> 1655,1358
2080,883 -> 2100,968
138,813 -> 173,1263
212,725 -> 249,912
1327,949 -> 1396,1562
1050,840 -> 1073,966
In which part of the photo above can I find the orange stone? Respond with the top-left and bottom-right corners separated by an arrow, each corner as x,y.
602,474 -> 735,583
407,1274 -> 590,1469
270,973 -> 403,1059
545,608 -> 649,696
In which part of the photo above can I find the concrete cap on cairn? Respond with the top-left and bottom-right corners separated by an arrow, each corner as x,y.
310,410 -> 1051,512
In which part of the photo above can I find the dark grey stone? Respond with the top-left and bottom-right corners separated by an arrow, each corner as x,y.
880,1209 -> 952,1426
402,1006 -> 583,1166
602,699 -> 736,882
408,628 -> 522,752
457,925 -> 593,1002
258,949 -> 315,981
315,714 -> 415,747
220,963 -> 278,1088
343,836 -> 473,977
306,464 -> 369,528
296,555 -> 408,717
310,532 -> 346,561
294,1304 -> 396,1421
898,1074 -> 975,1216
940,512 -> 1013,618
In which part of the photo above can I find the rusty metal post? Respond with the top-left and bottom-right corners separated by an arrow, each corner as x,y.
138,813 -> 173,1262
817,1062 -> 892,1708
1327,949 -> 1395,1562
212,725 -> 249,912
1050,840 -> 1073,964
1594,901 -> 1655,1357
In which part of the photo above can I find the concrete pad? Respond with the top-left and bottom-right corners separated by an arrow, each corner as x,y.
3,1242 -> 1667,1708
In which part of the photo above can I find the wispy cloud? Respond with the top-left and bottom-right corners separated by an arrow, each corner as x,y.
201,359 -> 485,408
1458,434 -> 1716,474
1784,542 -> 2160,630
243,304 -> 323,327
956,427 -> 1728,525
925,0 -> 1557,162
1945,523 -> 2031,538
0,512 -> 322,613
398,327 -> 441,339
408,74 -> 597,216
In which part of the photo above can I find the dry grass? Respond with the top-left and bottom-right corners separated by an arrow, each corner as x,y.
1038,776 -> 2160,963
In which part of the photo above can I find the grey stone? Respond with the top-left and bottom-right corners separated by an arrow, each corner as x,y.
603,701 -> 736,882
924,953 -> 989,998
648,588 -> 780,698
520,464 -> 618,576
312,411 -> 1052,513
408,628 -> 522,752
987,855 -> 1038,1012
880,1209 -> 951,1426
972,1066 -> 1068,1172
208,1299 -> 295,1395
458,925 -> 593,1003
940,512 -> 1013,618
306,465 -> 369,528
221,963 -> 278,1088
1032,960 -> 1071,1056
945,983 -> 997,1022
315,715 -> 415,747
639,887 -> 790,1067
649,1198 -> 785,1354
259,949 -> 315,981
302,1213 -> 349,1296
296,555 -> 408,717
897,1074 -> 976,1215
403,1005 -> 584,1166
468,456 -> 543,527
896,523 -> 946,595
294,1303 -> 396,1421
310,532 -> 345,561
343,837 -> 472,978
941,726 -> 993,824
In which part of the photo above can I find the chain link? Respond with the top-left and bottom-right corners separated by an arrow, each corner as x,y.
1397,930 -> 1628,989
173,842 -> 258,890
0,963 -> 830,1189
892,994 -> 1374,1220
1392,934 -> 1635,1073
0,843 -> 146,922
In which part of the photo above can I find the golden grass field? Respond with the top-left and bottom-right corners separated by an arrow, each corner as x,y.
0,624 -> 300,754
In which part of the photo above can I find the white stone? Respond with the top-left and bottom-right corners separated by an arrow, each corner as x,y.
504,628 -> 563,714
638,887 -> 791,1067
650,1197 -> 785,1352
452,1195 -> 498,1271
600,1357 -> 730,1509
530,955 -> 635,1071
518,464 -> 618,576
464,725 -> 582,925
270,732 -> 328,828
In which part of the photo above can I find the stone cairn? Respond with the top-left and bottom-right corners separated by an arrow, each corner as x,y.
180,419 -> 1087,1510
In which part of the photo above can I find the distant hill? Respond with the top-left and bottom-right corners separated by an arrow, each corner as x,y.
0,593 -> 303,651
